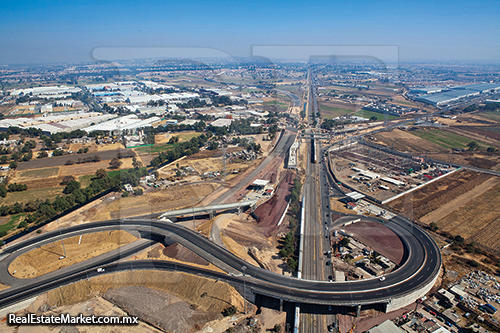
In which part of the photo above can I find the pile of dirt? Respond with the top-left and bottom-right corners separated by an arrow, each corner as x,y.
103,286 -> 220,333
162,243 -> 209,266
253,170 -> 294,237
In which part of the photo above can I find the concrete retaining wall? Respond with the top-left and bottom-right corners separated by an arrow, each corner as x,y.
385,265 -> 441,312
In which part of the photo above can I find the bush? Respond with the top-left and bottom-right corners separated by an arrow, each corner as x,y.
222,305 -> 238,317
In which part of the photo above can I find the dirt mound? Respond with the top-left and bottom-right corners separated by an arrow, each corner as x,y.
343,221 -> 404,264
104,286 -> 220,333
254,170 -> 294,237
163,243 -> 209,266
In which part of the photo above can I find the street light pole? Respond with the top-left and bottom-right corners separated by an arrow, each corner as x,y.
242,265 -> 247,314
57,219 -> 66,258
191,196 -> 195,231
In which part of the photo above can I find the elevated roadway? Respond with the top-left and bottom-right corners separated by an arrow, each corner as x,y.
0,214 -> 441,311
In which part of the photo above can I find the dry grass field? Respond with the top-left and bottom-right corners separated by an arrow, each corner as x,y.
387,170 -> 492,219
372,129 -> 447,153
8,230 -> 138,279
436,185 -> 500,254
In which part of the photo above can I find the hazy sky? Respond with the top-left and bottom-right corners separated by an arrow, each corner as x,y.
1,0 -> 499,65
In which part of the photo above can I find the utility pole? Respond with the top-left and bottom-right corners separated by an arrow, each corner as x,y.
57,219 -> 67,258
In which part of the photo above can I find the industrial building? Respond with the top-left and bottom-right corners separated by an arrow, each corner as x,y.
412,83 -> 500,106
0,112 -> 114,135
83,114 -> 161,134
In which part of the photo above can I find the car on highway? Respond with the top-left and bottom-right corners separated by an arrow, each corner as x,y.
96,268 -> 105,273
326,261 -> 331,266
379,276 -> 385,281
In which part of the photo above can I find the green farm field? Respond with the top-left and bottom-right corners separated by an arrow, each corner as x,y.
411,129 -> 492,150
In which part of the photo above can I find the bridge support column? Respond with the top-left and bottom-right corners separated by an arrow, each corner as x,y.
279,299 -> 283,312
209,211 -> 214,219
356,305 -> 361,317
237,207 -> 242,215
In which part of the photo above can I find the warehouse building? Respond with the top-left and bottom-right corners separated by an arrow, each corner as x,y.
83,114 -> 161,135
0,112 -> 114,135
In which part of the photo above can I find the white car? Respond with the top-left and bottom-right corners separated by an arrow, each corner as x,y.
379,276 -> 386,281
97,268 -> 105,273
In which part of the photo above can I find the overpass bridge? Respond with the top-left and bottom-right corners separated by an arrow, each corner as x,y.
157,200 -> 259,221
299,133 -> 330,139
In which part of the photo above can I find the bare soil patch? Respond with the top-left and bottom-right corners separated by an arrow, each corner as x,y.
8,230 -> 138,279
162,243 -> 209,266
104,286 -> 219,333
343,221 -> 404,264
253,170 -> 294,237
44,271 -> 244,326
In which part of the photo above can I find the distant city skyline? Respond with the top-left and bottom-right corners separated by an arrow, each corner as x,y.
1,0 -> 499,65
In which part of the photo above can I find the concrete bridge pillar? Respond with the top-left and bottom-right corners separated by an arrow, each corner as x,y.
209,211 -> 214,219
237,207 -> 242,215
280,299 -> 283,312
356,305 -> 361,317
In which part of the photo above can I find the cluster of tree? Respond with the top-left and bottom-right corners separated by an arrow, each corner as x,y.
467,141 -> 497,152
7,183 -> 27,192
76,147 -> 89,154
279,178 -> 303,271
0,148 -> 11,155
65,155 -> 101,165
168,136 -> 179,144
0,166 -> 150,230
221,305 -> 238,317
462,102 -> 500,114
146,99 -> 166,107
149,134 -> 211,167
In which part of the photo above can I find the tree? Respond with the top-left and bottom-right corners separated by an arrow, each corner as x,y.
0,186 -> 6,198
95,168 -> 107,179
60,175 -> 75,185
273,324 -> 282,333
132,157 -> 143,169
340,237 -> 350,247
467,141 -> 479,151
487,147 -> 497,152
134,187 -> 143,195
108,157 -> 122,170
370,115 -> 378,121
37,151 -> 48,158
429,222 -> 439,231
9,161 -> 18,170
63,180 -> 81,194
52,149 -> 64,156
222,305 -> 237,317
122,191 -> 129,197
208,141 -> 219,150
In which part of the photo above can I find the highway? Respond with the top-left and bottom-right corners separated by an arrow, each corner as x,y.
300,69 -> 338,333
0,212 -> 441,311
